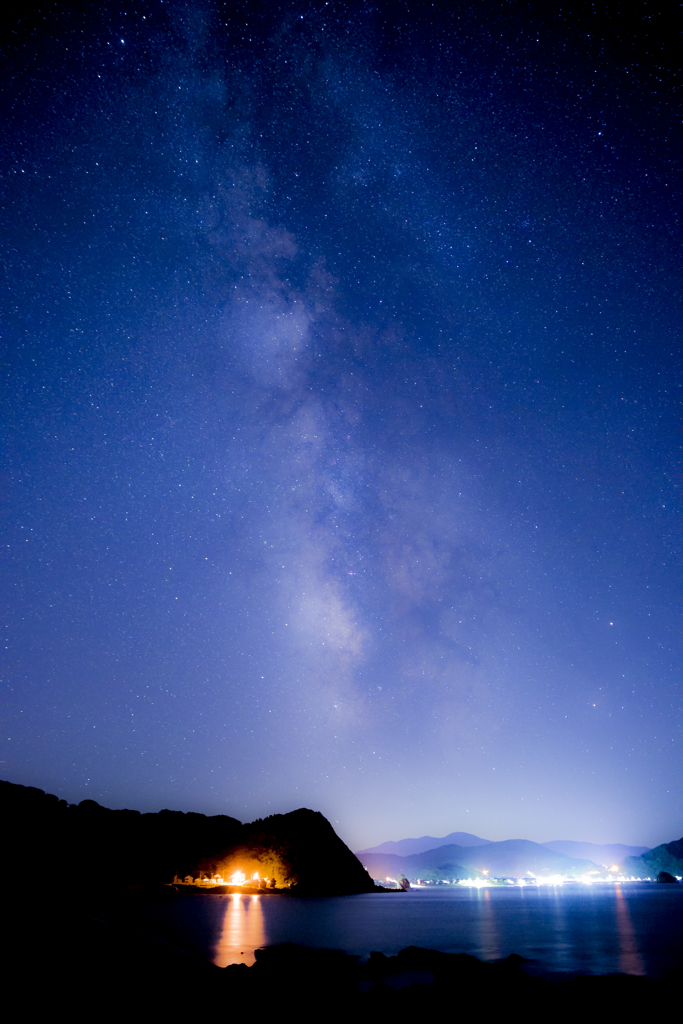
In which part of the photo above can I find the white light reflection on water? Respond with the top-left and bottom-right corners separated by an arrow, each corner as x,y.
213,893 -> 265,967
615,883 -> 645,976
474,886 -> 501,961
549,884 -> 572,970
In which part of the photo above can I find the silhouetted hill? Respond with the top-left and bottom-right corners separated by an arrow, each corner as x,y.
542,841 -> 649,866
202,807 -> 377,893
358,832 -> 491,857
0,779 -> 243,882
359,849 -> 471,882
622,838 -> 683,878
360,839 -> 598,880
0,780 -> 375,893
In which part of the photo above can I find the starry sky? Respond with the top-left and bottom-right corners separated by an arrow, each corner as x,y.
2,1 -> 680,851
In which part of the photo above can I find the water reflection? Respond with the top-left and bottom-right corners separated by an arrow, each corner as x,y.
614,884 -> 645,976
480,887 -> 501,960
468,885 -> 501,960
213,893 -> 266,967
549,884 -> 573,971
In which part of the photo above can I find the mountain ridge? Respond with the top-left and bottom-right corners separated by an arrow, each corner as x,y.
357,834 -> 652,870
542,840 -> 649,866
359,839 -> 604,880
357,831 -> 491,857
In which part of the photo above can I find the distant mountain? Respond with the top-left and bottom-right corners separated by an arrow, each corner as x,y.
357,832 -> 491,857
359,839 -> 599,881
358,849 -> 470,882
622,838 -> 683,879
542,841 -> 650,867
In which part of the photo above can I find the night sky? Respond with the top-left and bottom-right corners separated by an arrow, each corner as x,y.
2,1 -> 680,851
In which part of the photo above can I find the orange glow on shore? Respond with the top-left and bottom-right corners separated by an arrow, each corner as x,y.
213,847 -> 287,888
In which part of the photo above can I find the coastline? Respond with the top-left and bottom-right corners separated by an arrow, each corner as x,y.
167,882 -> 400,895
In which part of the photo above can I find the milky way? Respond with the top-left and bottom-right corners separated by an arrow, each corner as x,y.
2,1 -> 679,848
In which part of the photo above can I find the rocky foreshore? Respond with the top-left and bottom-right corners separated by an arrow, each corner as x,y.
230,942 -> 679,1017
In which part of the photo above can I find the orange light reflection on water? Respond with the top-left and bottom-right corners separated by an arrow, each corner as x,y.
213,893 -> 266,968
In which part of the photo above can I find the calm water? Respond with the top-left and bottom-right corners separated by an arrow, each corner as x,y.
116,882 -> 683,978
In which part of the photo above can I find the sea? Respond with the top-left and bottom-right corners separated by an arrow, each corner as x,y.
107,881 -> 683,979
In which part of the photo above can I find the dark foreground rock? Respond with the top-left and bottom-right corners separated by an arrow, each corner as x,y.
6,899 -> 678,1023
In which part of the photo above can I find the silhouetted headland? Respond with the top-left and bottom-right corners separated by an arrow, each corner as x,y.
0,779 -> 385,894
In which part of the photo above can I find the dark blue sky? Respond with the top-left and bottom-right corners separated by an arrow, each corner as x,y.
2,1 -> 680,850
